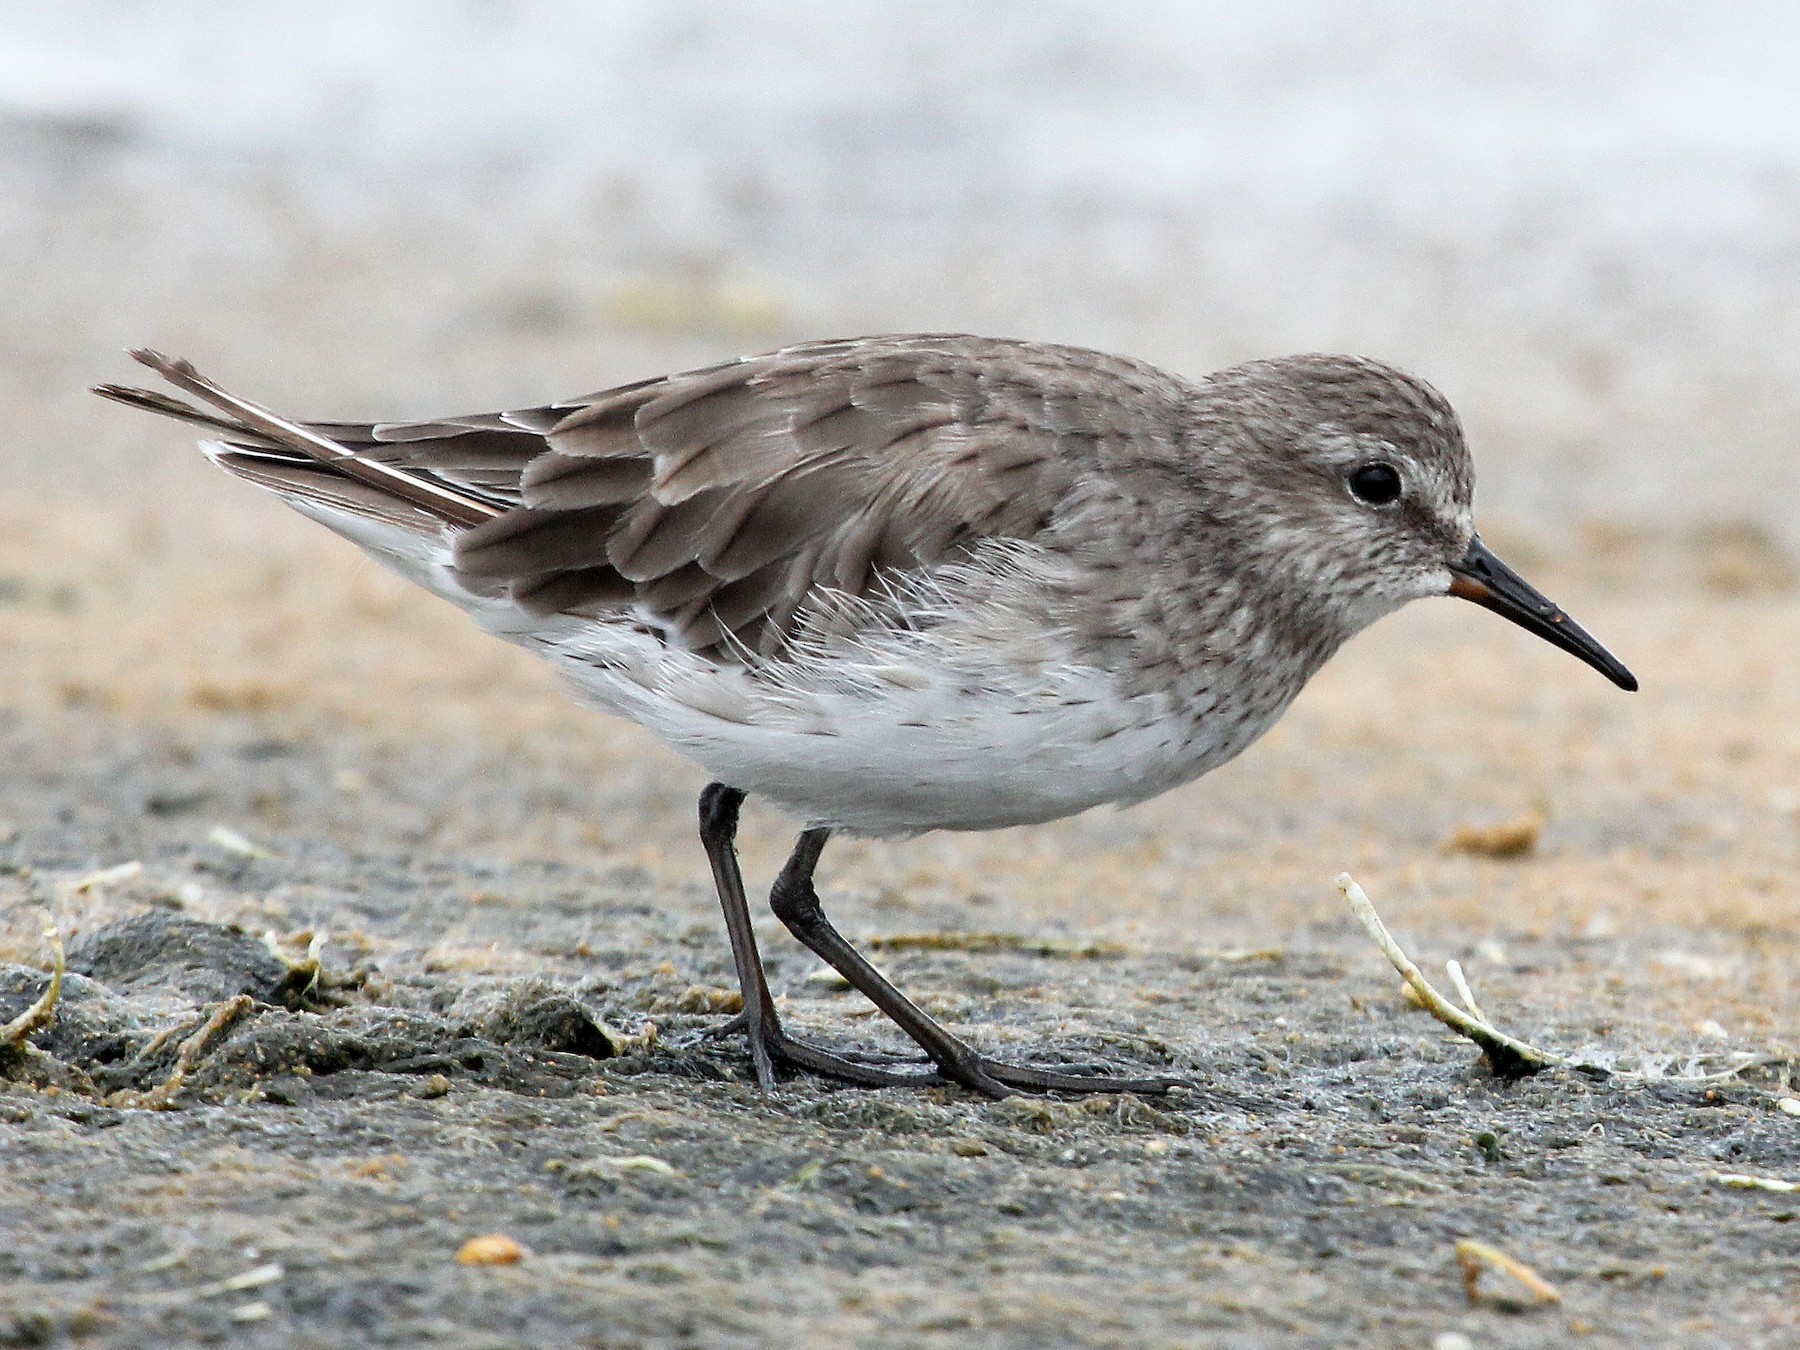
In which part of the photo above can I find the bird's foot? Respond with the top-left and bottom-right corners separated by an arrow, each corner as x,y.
698,1010 -> 926,1065
934,1047 -> 1180,1099
980,1058 -> 1180,1096
705,1011 -> 1179,1098
756,1022 -> 940,1089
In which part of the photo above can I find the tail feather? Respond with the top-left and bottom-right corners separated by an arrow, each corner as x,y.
95,350 -> 504,529
92,382 -> 286,447
200,444 -> 457,535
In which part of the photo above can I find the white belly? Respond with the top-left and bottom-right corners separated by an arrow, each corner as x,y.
531,609 -> 1275,837
294,506 -> 1284,836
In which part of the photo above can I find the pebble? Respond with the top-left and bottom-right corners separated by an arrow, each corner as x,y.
456,1235 -> 525,1266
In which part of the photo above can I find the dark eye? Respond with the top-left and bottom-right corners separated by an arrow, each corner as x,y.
1349,462 -> 1402,505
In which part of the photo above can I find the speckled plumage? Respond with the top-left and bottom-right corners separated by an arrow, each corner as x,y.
96,336 -> 1481,833
97,335 -> 1632,1095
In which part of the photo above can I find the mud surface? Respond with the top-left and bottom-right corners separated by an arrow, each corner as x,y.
3,10 -> 1799,1340
1,521 -> 1797,1347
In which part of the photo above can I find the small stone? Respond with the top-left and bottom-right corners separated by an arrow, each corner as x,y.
208,826 -> 268,859
1433,1334 -> 1474,1350
414,1074 -> 452,1099
1446,812 -> 1544,859
1714,1172 -> 1799,1194
951,1138 -> 988,1157
1581,912 -> 1617,940
677,984 -> 745,1013
456,1234 -> 525,1265
606,1154 -> 676,1176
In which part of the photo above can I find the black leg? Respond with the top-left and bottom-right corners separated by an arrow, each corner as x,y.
695,785 -> 937,1091
768,828 -> 1177,1098
697,784 -> 779,1088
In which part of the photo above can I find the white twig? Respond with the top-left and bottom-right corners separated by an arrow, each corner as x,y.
1338,873 -> 1794,1087
106,995 -> 253,1110
1,924 -> 64,1046
1712,1171 -> 1799,1194
1338,874 -> 1562,1076
1455,1238 -> 1562,1305
1445,960 -> 1490,1024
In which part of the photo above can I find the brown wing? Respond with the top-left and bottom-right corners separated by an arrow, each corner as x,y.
97,336 -> 1190,659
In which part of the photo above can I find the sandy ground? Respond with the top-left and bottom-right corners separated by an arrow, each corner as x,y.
0,468 -> 1795,1348
1,9 -> 1798,1343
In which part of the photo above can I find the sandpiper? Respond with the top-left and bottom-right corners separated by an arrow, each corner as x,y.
97,336 -> 1635,1097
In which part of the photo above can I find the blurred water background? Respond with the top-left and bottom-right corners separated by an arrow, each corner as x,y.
3,1 -> 1797,551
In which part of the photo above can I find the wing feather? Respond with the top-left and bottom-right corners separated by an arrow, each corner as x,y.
99,335 -> 1191,661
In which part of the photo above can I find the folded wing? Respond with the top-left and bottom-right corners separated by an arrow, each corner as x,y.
96,336 -> 1185,660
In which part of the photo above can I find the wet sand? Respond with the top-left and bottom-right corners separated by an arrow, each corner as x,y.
1,468 -> 1795,1347
2,11 -> 1798,1334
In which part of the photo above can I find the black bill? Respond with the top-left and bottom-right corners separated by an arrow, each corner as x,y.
1448,535 -> 1638,692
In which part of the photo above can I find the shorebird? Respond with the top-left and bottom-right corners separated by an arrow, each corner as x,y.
97,337 -> 1636,1097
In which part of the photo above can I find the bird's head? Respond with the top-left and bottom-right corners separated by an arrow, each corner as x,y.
1191,353 -> 1636,691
